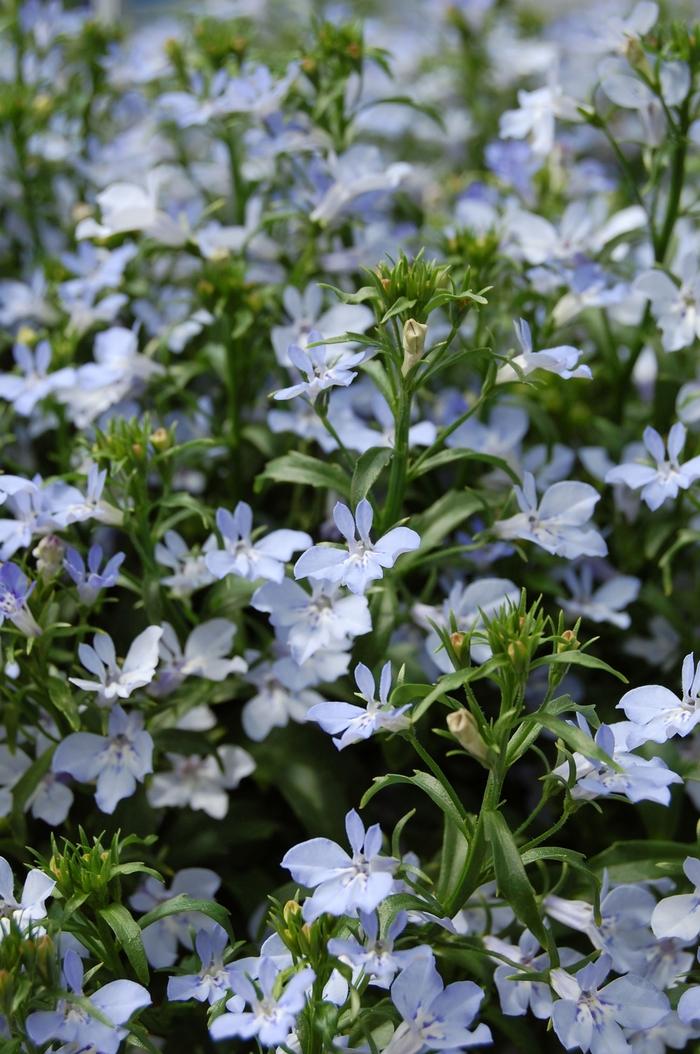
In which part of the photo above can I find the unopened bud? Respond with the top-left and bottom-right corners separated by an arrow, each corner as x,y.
507,639 -> 528,668
283,900 -> 302,925
447,709 -> 489,765
401,318 -> 428,377
33,534 -> 65,581
16,325 -> 37,347
557,629 -> 579,653
149,427 -> 171,451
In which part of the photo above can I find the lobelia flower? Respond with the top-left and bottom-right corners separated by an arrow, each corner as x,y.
605,423 -> 700,511
0,340 -> 76,416
499,81 -> 581,156
545,878 -> 659,975
294,499 -> 420,595
308,661 -> 411,750
496,319 -> 592,383
130,868 -> 222,968
617,652 -> 700,743
551,716 -> 681,805
493,473 -> 607,559
651,858 -> 700,942
0,856 -> 55,937
45,463 -> 124,529
63,543 -> 125,605
485,930 -> 576,1020
556,565 -> 640,629
205,501 -> 311,584
209,957 -> 315,1046
383,953 -> 491,1054
550,953 -> 669,1054
240,658 -> 325,741
0,562 -> 41,636
282,808 -> 400,922
146,745 -> 255,819
0,473 -> 35,507
271,283 -> 374,368
167,924 -> 241,1006
151,620 -> 247,696
309,145 -> 411,227
52,705 -> 153,814
271,330 -> 366,402
155,528 -> 218,597
69,626 -> 163,704
635,254 -> 700,352
0,736 -> 73,827
328,910 -> 431,989
251,577 -> 371,664
25,950 -> 150,1054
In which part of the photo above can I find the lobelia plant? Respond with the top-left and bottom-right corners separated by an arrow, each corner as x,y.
2,1 -> 700,1053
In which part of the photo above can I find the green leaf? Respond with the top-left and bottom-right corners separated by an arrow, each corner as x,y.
409,449 -> 521,484
255,451 -> 350,497
47,677 -> 81,731
137,894 -> 234,941
483,810 -> 547,944
532,650 -> 627,683
317,282 -> 379,305
99,904 -> 150,985
377,891 -> 446,930
399,491 -> 483,571
589,840 -> 694,883
411,658 -> 505,722
526,713 -> 619,770
351,447 -> 393,506
361,770 -> 468,834
379,296 -> 417,324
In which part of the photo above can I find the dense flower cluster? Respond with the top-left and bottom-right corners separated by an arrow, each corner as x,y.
1,0 -> 700,1051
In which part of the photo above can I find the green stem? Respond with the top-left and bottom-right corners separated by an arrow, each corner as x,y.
382,386 -> 411,530
653,94 -> 691,264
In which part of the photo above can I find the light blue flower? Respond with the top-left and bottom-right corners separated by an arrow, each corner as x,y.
209,956 -> 314,1047
251,577 -> 371,664
497,318 -> 591,382
384,953 -> 491,1053
552,716 -> 682,805
167,924 -> 240,1005
206,500 -> 311,584
294,499 -> 420,595
551,953 -> 668,1054
130,868 -> 221,968
26,950 -> 150,1054
494,472 -> 607,559
52,705 -> 153,814
282,808 -> 399,922
328,910 -> 430,989
617,653 -> 700,743
69,626 -> 162,704
308,661 -> 411,750
64,543 -> 125,605
272,329 -> 365,402
606,423 -> 700,511
0,562 -> 40,636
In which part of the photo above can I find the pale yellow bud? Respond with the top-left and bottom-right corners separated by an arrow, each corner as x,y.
447,709 -> 489,765
401,318 -> 428,377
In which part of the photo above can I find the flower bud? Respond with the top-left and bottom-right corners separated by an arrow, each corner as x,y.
557,629 -> 579,653
33,534 -> 65,581
149,427 -> 172,452
447,709 -> 489,765
16,325 -> 37,347
401,318 -> 428,377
